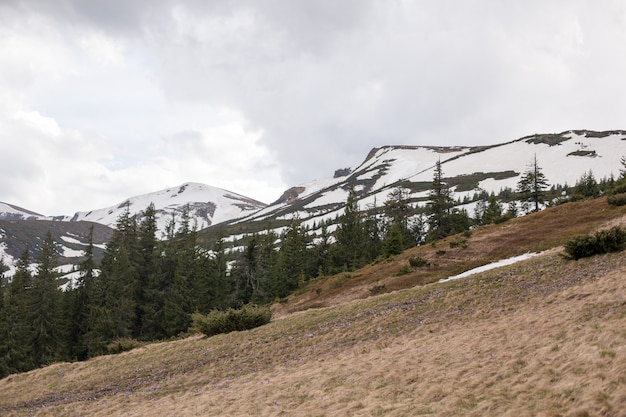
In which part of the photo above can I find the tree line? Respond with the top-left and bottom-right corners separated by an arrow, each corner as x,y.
1,155 -> 622,377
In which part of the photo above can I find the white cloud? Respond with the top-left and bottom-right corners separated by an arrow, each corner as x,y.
1,0 -> 626,215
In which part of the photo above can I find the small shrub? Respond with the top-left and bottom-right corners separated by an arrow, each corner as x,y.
436,249 -> 446,256
607,192 -> 626,206
106,338 -> 146,354
563,226 -> 626,260
396,265 -> 412,276
329,274 -> 350,289
191,304 -> 272,337
409,256 -> 430,268
449,238 -> 468,249
369,284 -> 387,295
610,181 -> 626,195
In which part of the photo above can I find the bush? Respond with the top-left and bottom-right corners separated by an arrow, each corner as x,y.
106,338 -> 146,354
563,226 -> 626,260
409,256 -> 430,267
610,181 -> 626,195
191,304 -> 272,337
607,192 -> 626,206
396,265 -> 412,276
449,238 -> 468,249
369,284 -> 387,295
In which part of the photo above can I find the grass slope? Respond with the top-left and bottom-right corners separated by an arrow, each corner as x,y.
1,198 -> 625,416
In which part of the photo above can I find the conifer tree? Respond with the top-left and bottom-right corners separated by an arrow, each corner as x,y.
271,218 -> 310,298
91,208 -> 139,347
333,186 -> 366,271
1,249 -> 34,372
481,193 -> 504,224
30,230 -> 61,366
231,235 -> 258,306
206,236 -> 231,310
517,154 -> 549,212
427,160 -> 454,240
251,229 -> 279,303
67,225 -> 96,360
382,221 -> 404,257
574,171 -> 600,199
135,203 -> 159,339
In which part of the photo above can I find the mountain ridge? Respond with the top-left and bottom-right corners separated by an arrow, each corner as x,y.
2,129 -> 626,273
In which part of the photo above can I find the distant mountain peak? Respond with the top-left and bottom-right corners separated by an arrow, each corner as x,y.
62,182 -> 267,236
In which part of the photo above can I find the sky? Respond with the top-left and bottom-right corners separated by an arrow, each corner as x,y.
2,0 -> 626,216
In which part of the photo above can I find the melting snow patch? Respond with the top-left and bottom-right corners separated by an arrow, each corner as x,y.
439,252 -> 543,284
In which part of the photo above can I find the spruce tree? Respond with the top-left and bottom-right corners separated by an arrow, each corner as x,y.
382,221 -> 404,257
482,193 -> 504,224
2,249 -> 34,372
427,160 -> 454,240
333,186 -> 366,271
517,154 -> 549,212
30,230 -> 61,366
135,203 -> 159,339
271,219 -> 310,298
68,225 -> 96,360
574,171 -> 600,199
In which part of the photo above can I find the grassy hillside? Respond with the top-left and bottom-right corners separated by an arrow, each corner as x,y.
1,198 -> 625,416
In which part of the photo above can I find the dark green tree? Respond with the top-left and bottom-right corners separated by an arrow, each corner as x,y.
382,221 -> 404,257
481,193 -> 504,224
135,203 -> 160,339
251,229 -> 280,304
30,230 -> 62,366
574,171 -> 600,199
333,186 -> 367,271
517,154 -> 549,213
270,218 -> 310,298
427,160 -> 455,240
90,208 -> 139,349
1,249 -> 34,372
67,225 -> 97,360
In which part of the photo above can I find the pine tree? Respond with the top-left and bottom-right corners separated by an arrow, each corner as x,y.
574,171 -> 600,199
482,193 -> 504,224
333,186 -> 366,271
89,208 -> 139,349
135,203 -> 159,339
1,249 -> 34,372
67,225 -> 96,360
206,237 -> 231,310
382,221 -> 404,257
270,218 -> 310,298
517,154 -> 549,213
251,229 -> 279,304
30,230 -> 62,366
427,160 -> 455,240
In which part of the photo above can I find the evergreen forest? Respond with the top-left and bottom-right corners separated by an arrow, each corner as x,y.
0,158 -> 624,377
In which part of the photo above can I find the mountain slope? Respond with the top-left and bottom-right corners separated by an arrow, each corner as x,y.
64,182 -> 267,235
0,220 -> 113,276
241,130 -> 626,227
1,197 -> 625,416
0,202 -> 46,221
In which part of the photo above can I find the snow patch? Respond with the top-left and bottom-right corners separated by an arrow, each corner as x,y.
439,252 -> 543,283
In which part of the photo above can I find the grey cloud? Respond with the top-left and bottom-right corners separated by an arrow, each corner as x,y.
5,0 -> 626,193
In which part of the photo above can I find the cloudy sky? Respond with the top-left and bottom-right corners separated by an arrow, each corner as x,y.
2,0 -> 626,215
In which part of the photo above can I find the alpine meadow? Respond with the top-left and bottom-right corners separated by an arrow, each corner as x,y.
1,131 -> 626,416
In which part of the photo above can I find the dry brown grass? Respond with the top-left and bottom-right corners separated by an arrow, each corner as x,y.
276,197 -> 626,315
1,198 -> 626,416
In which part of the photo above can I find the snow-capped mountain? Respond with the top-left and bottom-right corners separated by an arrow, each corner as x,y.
0,202 -> 47,221
233,130 -> 626,234
2,129 -> 626,275
63,182 -> 267,236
